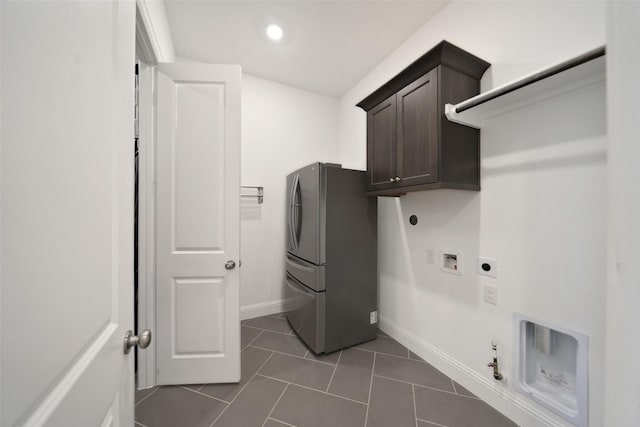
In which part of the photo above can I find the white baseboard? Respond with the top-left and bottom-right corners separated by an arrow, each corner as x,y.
378,314 -> 567,427
240,300 -> 286,320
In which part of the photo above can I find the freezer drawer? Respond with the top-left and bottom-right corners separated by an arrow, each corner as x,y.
286,253 -> 325,292
284,272 -> 325,353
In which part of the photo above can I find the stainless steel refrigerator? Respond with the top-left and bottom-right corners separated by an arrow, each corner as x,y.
285,162 -> 377,354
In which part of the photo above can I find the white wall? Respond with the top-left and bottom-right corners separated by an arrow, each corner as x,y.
338,1 -> 606,426
240,73 -> 340,318
605,2 -> 640,426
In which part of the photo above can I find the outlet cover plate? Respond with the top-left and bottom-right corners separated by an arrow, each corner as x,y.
484,284 -> 498,305
477,257 -> 498,278
427,249 -> 435,264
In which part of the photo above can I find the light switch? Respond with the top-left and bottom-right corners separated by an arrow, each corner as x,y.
484,285 -> 498,305
427,249 -> 435,264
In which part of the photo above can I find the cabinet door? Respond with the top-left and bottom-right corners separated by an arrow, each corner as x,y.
367,94 -> 397,191
397,68 -> 439,186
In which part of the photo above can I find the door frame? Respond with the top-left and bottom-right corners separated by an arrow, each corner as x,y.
135,0 -> 163,389
136,58 -> 157,389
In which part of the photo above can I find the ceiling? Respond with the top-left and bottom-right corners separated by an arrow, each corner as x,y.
164,1 -> 449,98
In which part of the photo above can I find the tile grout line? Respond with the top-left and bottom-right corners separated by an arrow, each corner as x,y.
352,346 -> 409,360
267,313 -> 284,319
180,384 -> 204,392
408,350 -> 427,363
269,416 -> 297,427
416,417 -> 449,427
134,386 -> 160,407
372,373 -> 460,397
208,351 -> 277,427
254,373 -> 368,406
248,344 -> 337,367
242,329 -> 264,351
363,351 -> 377,427
412,384 -> 418,427
180,386 -> 232,405
243,325 -> 294,336
261,383 -> 289,427
362,348 -> 415,361
325,350 -> 343,392
447,380 -> 481,400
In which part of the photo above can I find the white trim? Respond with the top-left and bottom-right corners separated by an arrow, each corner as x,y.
378,314 -> 567,427
135,0 -> 175,63
240,300 -> 287,320
136,61 -> 157,388
135,8 -> 157,65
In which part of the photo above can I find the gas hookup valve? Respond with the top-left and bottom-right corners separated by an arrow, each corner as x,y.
487,341 -> 504,381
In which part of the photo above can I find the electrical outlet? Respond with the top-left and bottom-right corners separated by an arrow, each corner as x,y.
478,257 -> 498,278
484,285 -> 498,305
427,249 -> 435,264
370,311 -> 378,324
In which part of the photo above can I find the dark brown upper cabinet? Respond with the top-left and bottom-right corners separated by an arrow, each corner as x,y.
357,41 -> 490,196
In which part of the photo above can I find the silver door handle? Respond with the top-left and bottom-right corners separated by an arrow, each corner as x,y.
225,260 -> 236,270
289,174 -> 300,252
123,329 -> 152,354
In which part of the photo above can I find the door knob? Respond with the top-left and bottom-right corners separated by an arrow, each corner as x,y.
123,329 -> 152,354
225,260 -> 236,270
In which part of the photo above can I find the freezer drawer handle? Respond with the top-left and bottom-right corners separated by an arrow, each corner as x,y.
286,273 -> 315,297
286,256 -> 315,273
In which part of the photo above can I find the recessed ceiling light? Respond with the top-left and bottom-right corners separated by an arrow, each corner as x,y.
266,24 -> 283,41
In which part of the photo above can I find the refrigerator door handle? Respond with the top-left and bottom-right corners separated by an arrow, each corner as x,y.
289,174 -> 299,252
293,175 -> 302,246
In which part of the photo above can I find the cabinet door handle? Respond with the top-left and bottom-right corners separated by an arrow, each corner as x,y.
395,177 -> 401,181
390,178 -> 395,182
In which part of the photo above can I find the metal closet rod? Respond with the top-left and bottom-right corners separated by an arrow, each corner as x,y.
455,45 -> 606,114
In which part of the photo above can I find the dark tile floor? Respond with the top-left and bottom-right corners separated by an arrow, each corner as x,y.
135,313 -> 517,427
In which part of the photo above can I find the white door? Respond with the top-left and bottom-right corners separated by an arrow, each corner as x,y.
155,64 -> 241,384
1,1 -> 136,426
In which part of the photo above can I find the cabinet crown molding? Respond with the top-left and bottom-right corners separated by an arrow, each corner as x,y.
357,40 -> 490,112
